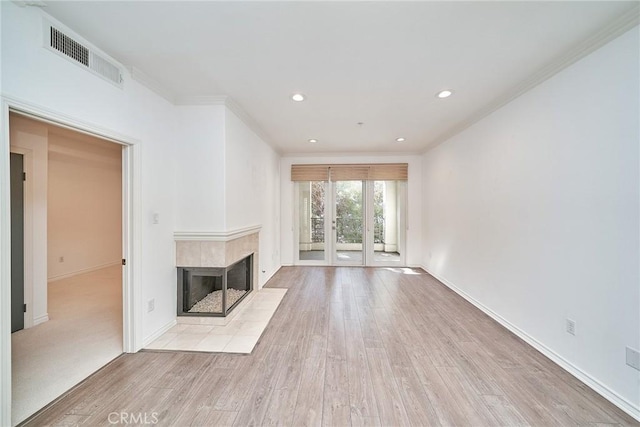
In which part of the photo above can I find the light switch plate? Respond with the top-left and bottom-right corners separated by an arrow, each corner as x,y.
626,347 -> 640,371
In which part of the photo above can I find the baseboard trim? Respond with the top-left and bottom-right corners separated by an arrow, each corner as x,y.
421,265 -> 640,422
260,266 -> 282,288
48,261 -> 121,283
142,318 -> 177,348
33,314 -> 49,326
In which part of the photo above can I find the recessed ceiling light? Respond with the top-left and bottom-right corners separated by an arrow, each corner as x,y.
436,90 -> 453,99
395,137 -> 406,143
291,93 -> 305,102
308,139 -> 318,143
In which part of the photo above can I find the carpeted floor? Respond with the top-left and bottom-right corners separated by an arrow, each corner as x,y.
11,265 -> 122,425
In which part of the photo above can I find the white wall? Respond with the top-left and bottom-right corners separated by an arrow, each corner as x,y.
422,27 -> 639,417
47,131 -> 122,280
280,154 -> 422,266
225,109 -> 281,286
174,105 -> 226,231
1,2 -> 178,345
173,105 -> 281,286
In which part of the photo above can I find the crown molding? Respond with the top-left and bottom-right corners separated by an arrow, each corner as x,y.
11,0 -> 47,7
174,95 -> 280,154
128,66 -> 176,104
423,4 -> 640,154
224,97 -> 280,154
174,225 -> 262,242
174,95 -> 228,106
128,69 -> 275,149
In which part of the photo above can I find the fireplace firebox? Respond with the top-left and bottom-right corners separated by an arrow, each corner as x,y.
177,254 -> 253,317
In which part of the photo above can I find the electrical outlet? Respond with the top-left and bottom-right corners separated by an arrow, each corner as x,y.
59,256 -> 64,263
147,299 -> 155,313
626,347 -> 640,371
566,318 -> 576,336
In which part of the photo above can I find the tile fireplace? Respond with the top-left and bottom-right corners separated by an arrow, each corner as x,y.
177,254 -> 253,317
174,227 -> 260,320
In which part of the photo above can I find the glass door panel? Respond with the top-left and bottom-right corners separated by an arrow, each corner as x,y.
296,179 -> 405,266
334,181 -> 364,265
297,181 -> 327,262
368,180 -> 405,266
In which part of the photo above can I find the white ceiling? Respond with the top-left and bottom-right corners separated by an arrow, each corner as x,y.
42,1 -> 638,155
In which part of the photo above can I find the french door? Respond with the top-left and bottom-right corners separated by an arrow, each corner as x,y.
296,180 -> 406,266
333,180 -> 365,265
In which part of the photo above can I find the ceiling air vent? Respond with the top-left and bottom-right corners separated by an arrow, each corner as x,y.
89,52 -> 122,85
50,26 -> 89,66
45,22 -> 123,88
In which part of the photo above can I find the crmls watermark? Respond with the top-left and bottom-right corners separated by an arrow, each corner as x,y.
108,412 -> 159,425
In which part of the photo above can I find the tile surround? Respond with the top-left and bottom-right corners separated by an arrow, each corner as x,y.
175,233 -> 258,269
175,241 -> 201,267
175,232 -> 260,294
170,229 -> 266,351
145,288 -> 286,354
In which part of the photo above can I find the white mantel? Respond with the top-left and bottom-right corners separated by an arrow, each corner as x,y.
174,224 -> 261,242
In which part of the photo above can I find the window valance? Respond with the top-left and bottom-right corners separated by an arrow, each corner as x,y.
290,163 -> 408,181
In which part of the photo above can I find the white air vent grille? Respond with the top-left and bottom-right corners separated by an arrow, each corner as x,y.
45,22 -> 123,88
89,52 -> 121,85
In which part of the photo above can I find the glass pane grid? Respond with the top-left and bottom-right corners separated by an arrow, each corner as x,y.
335,181 -> 364,265
299,181 -> 326,261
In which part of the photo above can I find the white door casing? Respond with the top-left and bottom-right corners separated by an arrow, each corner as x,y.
0,95 -> 143,426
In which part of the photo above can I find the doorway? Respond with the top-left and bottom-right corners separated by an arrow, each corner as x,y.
333,180 -> 365,265
296,179 -> 406,266
8,112 -> 125,425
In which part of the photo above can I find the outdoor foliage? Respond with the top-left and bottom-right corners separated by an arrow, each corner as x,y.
335,181 -> 363,243
309,181 -> 386,244
310,182 -> 325,242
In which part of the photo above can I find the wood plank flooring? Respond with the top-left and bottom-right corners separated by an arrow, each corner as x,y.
23,267 -> 638,426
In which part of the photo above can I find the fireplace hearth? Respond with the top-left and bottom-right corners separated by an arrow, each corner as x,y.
177,254 -> 253,317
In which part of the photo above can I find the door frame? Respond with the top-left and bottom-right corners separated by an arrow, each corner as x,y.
365,180 -> 407,267
0,95 -> 143,426
331,180 -> 366,266
293,180 -> 329,265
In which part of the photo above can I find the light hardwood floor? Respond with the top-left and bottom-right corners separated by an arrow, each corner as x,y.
23,267 -> 637,426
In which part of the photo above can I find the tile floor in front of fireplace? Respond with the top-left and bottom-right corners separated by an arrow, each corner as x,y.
144,288 -> 287,353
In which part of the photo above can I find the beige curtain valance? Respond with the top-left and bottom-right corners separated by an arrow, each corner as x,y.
291,163 -> 408,181
290,164 -> 330,181
329,165 -> 370,181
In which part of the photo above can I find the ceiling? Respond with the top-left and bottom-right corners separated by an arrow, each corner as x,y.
41,1 -> 638,155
